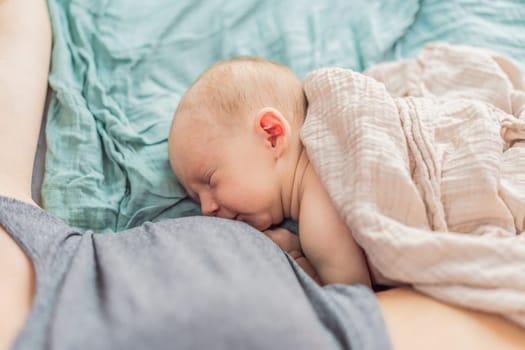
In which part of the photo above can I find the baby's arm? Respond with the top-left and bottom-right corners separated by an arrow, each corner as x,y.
264,228 -> 321,284
299,164 -> 371,287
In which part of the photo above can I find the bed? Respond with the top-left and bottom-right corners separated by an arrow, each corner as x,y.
36,0 -> 525,233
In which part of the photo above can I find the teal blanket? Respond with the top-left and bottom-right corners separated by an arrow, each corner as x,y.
44,0 -> 525,232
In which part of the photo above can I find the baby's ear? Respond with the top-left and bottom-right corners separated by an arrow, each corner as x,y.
254,107 -> 291,158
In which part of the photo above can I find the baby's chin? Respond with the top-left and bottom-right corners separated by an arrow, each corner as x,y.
242,216 -> 272,232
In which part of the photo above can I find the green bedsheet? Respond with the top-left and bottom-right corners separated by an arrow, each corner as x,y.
43,0 -> 525,232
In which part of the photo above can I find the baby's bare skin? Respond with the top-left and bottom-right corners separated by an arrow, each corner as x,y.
263,227 -> 321,284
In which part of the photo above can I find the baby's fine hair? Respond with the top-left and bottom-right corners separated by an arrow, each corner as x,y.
175,57 -> 307,129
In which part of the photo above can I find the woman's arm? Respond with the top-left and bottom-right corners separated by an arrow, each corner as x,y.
378,288 -> 525,350
0,0 -> 51,348
0,0 -> 51,204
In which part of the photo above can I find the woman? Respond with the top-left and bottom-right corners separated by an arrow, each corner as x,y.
1,0 -> 524,348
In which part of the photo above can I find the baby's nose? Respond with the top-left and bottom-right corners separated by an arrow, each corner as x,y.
200,194 -> 219,216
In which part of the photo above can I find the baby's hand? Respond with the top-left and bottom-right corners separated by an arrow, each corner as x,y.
263,228 -> 321,284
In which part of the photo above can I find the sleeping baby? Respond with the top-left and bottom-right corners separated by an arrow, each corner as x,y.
168,56 -> 371,287
168,43 -> 525,326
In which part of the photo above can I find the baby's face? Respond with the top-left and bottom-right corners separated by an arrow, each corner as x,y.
169,120 -> 285,231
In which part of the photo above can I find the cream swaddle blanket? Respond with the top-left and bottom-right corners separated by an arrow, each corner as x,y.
301,43 -> 525,326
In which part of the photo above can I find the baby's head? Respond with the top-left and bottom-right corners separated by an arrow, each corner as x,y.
172,56 -> 305,137
168,57 -> 306,230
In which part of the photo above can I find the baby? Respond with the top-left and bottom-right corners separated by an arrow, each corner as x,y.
168,57 -> 370,287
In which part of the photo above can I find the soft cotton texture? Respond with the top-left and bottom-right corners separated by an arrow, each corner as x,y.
43,0 -> 525,232
301,43 -> 525,326
43,0 -> 418,232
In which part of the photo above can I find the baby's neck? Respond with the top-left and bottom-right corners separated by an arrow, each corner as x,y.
284,141 -> 309,221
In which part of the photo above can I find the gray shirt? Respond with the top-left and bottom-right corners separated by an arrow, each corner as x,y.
0,196 -> 391,349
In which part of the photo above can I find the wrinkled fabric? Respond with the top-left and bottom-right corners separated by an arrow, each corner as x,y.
389,0 -> 525,66
44,0 -> 525,233
301,43 -> 525,327
43,0 -> 418,232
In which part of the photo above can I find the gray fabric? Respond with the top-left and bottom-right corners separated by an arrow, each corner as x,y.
30,89 -> 50,206
0,196 -> 391,350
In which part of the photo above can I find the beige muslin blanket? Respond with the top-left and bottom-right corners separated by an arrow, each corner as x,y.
301,43 -> 525,326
